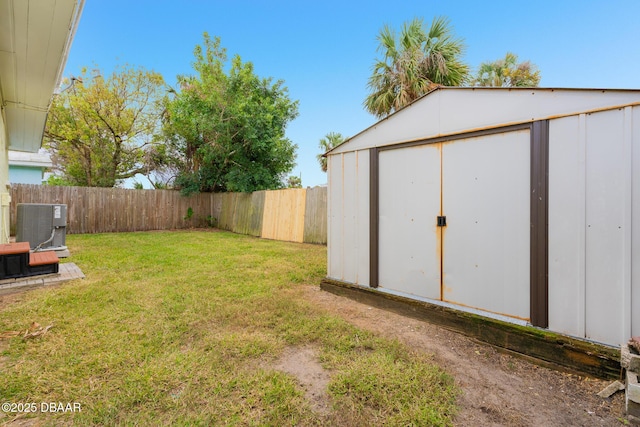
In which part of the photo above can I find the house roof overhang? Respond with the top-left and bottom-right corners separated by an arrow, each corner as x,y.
0,0 -> 84,153
8,149 -> 52,168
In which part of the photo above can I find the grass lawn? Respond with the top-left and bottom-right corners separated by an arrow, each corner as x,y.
0,230 -> 458,426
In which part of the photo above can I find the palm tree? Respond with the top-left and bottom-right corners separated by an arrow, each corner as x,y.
317,132 -> 345,173
471,52 -> 541,87
364,17 -> 469,118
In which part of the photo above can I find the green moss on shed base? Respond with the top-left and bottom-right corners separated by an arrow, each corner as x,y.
320,278 -> 620,380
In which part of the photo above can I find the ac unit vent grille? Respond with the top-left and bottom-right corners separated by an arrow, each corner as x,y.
16,204 -> 67,250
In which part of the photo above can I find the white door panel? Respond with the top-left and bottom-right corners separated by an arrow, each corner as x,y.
378,145 -> 441,299
442,130 -> 531,319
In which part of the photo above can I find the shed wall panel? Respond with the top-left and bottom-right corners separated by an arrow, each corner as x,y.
549,115 -> 586,338
622,107 -> 633,342
442,130 -> 530,319
378,145 -> 441,299
327,151 -> 370,285
550,107 -> 638,346
633,107 -> 640,338
328,154 -> 344,280
342,152 -> 357,283
584,109 -> 627,345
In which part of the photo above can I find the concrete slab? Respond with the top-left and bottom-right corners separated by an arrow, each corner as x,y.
0,263 -> 85,296
55,249 -> 71,258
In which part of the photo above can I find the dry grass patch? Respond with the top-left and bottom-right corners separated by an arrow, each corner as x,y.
0,230 -> 458,425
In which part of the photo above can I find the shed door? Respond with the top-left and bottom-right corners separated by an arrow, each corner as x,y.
378,144 -> 441,299
375,129 -> 531,321
442,130 -> 531,319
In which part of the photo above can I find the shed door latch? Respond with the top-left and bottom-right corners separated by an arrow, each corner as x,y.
437,216 -> 447,227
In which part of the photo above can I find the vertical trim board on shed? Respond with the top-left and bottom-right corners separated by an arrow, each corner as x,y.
369,148 -> 379,288
530,121 -> 549,327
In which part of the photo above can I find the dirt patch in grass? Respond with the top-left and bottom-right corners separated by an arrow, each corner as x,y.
0,282 -> 626,426
303,285 -> 627,427
271,345 -> 331,415
0,292 -> 25,311
0,231 -> 626,425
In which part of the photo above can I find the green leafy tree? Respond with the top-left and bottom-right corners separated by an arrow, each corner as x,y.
364,17 -> 469,118
44,66 -> 166,187
317,132 -> 345,172
44,174 -> 70,186
286,175 -> 302,188
471,52 -> 541,87
164,33 -> 299,195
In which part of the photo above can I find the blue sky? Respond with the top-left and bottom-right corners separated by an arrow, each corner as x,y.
63,0 -> 640,188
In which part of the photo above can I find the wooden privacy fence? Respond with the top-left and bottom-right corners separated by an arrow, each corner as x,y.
10,184 -> 327,244
207,187 -> 327,244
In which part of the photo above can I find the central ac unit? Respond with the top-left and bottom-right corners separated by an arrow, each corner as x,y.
16,203 -> 67,251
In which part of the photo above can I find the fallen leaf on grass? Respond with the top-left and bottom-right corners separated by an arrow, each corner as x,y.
0,330 -> 21,339
23,322 -> 54,339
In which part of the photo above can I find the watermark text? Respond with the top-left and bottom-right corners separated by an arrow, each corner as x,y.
1,402 -> 82,413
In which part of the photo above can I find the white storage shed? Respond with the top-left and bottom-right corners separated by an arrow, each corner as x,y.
326,87 -> 640,349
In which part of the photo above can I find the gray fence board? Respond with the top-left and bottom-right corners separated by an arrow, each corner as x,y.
304,186 -> 327,244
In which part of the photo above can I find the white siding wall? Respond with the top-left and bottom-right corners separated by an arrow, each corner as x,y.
327,150 -> 369,285
548,115 -> 586,338
327,154 -> 342,281
549,107 -> 639,346
0,111 -> 9,243
341,152 -> 357,282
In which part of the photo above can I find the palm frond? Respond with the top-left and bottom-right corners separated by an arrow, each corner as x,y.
364,15 -> 469,117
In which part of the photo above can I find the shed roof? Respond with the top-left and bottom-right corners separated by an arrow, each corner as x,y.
330,87 -> 640,155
